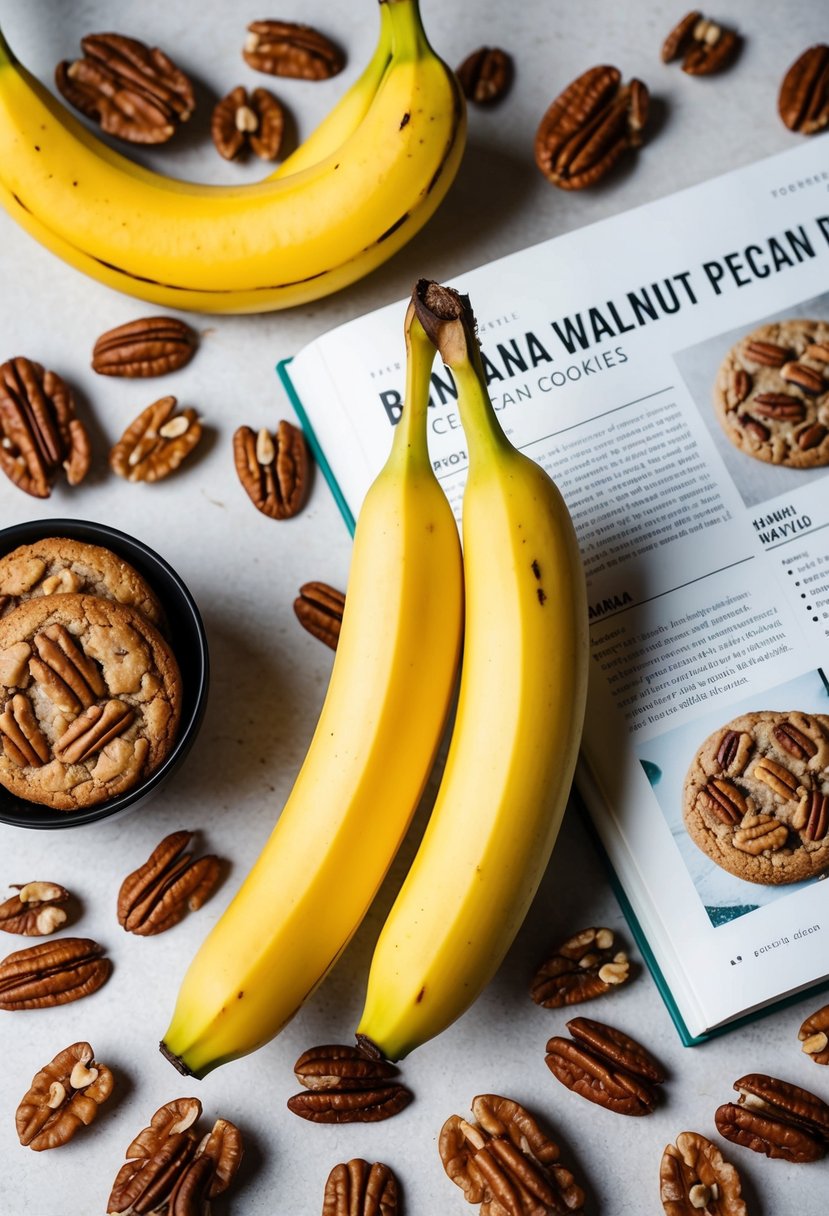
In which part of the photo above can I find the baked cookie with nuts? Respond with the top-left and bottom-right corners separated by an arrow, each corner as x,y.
713,319 -> 829,468
0,593 -> 181,811
682,710 -> 829,884
0,537 -> 165,629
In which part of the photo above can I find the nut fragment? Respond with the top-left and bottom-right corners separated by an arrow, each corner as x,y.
661,12 -> 741,75
16,1041 -> 113,1151
799,1004 -> 829,1064
530,926 -> 630,1007
660,1131 -> 747,1215
0,356 -> 91,498
288,1040 -> 412,1123
322,1159 -> 399,1216
92,316 -> 198,378
455,47 -> 513,105
0,936 -> 111,1010
440,1093 -> 585,1215
55,32 -> 195,143
0,881 -> 71,937
212,85 -> 285,160
233,419 -> 311,519
110,396 -> 202,483
534,64 -> 649,190
118,829 -> 222,936
294,581 -> 346,650
243,20 -> 344,79
778,45 -> 829,134
107,1098 -> 243,1214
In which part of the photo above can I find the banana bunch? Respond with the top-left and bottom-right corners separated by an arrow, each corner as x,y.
160,280 -> 589,1077
161,299 -> 464,1078
355,280 -> 589,1061
0,0 -> 465,313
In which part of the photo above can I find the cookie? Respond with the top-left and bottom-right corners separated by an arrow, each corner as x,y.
683,710 -> 829,885
0,538 -> 165,629
713,319 -> 829,467
0,594 -> 181,811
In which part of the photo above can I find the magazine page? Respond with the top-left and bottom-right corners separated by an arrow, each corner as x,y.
283,139 -> 829,1038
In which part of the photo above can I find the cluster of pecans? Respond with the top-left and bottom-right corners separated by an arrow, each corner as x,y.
54,21 -> 348,164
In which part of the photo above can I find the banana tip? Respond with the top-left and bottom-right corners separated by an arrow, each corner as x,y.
159,1039 -> 195,1077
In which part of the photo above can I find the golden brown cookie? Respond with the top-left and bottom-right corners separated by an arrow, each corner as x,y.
0,538 -> 164,628
0,594 -> 181,811
713,320 -> 829,467
683,710 -> 829,884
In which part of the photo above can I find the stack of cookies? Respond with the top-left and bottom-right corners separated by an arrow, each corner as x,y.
0,538 -> 182,813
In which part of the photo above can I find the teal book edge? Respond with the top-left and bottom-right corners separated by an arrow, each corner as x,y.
277,357 -> 829,1048
277,357 -> 356,539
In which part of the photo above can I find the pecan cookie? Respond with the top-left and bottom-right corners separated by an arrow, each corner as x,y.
0,537 -> 164,628
713,320 -> 829,467
0,594 -> 181,811
683,710 -> 829,884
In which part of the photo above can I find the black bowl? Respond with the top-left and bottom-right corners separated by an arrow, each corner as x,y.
0,518 -> 209,829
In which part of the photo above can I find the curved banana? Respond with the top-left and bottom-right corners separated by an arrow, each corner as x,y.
355,281 -> 589,1062
272,2 -> 393,178
160,301 -> 464,1078
0,0 -> 465,314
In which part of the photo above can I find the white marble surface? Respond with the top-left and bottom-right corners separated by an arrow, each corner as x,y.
1,1 -> 828,1212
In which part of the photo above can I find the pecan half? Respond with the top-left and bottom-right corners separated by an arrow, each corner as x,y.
778,45 -> 829,134
92,316 -> 198,378
534,65 -> 649,190
715,1073 -> 829,1163
0,357 -> 91,498
55,32 -> 195,144
660,1131 -> 747,1215
699,777 -> 747,826
781,361 -> 825,395
0,937 -> 111,1010
54,699 -> 135,764
742,339 -> 792,367
244,20 -> 344,79
774,720 -> 819,760
732,813 -> 789,855
802,791 -> 829,842
29,623 -> 107,714
322,1159 -> 399,1216
661,13 -> 740,75
545,1017 -> 665,1116
16,1041 -> 113,1151
294,581 -> 346,649
750,392 -> 806,421
0,693 -> 50,767
799,1004 -> 829,1065
212,85 -> 285,161
233,419 -> 310,519
110,396 -> 202,483
798,422 -> 829,450
287,1086 -> 412,1124
0,881 -> 71,936
456,47 -> 513,105
530,926 -> 630,1007
117,829 -> 223,936
107,1099 -> 243,1214
752,756 -> 800,800
440,1093 -> 585,1215
293,1043 -> 400,1091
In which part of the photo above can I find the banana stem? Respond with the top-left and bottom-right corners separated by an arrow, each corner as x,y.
412,279 -> 511,461
386,299 -> 437,472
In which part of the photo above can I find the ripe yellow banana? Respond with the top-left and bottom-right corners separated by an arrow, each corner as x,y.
160,300 -> 464,1078
0,0 -> 464,313
355,281 -> 589,1062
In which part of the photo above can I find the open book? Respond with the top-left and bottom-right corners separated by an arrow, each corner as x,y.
279,139 -> 829,1045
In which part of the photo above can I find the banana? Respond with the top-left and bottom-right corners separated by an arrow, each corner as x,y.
355,280 -> 589,1062
0,0 -> 464,314
271,2 -> 393,178
160,299 -> 464,1078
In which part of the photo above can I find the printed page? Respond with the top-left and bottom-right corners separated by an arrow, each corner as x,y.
285,140 -> 829,1036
